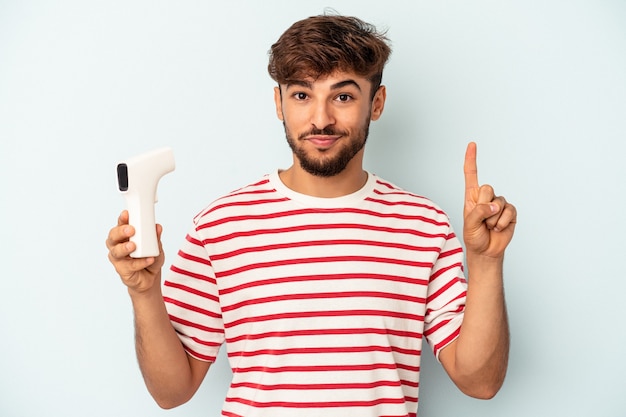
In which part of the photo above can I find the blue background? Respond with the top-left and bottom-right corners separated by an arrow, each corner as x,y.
1,1 -> 625,415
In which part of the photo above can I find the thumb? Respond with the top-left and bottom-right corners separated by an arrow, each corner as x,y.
465,202 -> 499,230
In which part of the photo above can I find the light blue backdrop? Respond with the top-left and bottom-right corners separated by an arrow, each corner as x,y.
1,1 -> 625,416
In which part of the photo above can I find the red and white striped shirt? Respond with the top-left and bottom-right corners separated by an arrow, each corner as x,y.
163,171 -> 467,417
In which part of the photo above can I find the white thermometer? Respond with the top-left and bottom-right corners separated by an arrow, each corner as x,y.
116,147 -> 175,258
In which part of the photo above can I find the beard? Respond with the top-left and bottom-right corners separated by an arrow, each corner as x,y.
283,120 -> 371,178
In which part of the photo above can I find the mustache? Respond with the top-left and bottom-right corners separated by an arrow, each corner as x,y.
298,127 -> 349,140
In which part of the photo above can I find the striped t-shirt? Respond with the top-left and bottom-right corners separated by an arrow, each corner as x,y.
163,171 -> 467,417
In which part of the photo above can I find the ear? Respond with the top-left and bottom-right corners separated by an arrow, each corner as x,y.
274,86 -> 284,121
370,85 -> 386,121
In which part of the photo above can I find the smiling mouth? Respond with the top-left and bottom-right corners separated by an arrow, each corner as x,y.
305,135 -> 342,148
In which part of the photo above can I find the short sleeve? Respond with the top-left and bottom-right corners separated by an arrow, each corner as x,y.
162,223 -> 225,362
423,226 -> 467,360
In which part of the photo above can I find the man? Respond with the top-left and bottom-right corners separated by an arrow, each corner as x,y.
107,14 -> 516,417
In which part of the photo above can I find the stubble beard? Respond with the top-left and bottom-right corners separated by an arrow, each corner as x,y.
283,120 -> 371,178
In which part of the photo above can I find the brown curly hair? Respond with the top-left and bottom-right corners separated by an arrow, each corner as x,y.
268,15 -> 392,97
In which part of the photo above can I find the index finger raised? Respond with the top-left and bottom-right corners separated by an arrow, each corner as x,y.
464,141 -> 479,192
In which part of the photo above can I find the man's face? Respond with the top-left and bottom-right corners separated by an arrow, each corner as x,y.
274,72 -> 386,177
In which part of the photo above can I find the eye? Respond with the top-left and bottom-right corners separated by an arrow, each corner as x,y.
293,92 -> 308,100
336,94 -> 352,102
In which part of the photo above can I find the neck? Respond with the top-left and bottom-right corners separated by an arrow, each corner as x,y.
279,152 -> 367,198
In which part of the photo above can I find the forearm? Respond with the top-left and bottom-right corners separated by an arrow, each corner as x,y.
129,282 -> 201,409
443,255 -> 509,398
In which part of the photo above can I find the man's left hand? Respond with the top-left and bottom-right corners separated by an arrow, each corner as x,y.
462,142 -> 517,259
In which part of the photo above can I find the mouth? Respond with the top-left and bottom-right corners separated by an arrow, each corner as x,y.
305,135 -> 342,149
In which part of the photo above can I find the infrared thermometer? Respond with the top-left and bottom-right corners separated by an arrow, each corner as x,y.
116,147 -> 175,258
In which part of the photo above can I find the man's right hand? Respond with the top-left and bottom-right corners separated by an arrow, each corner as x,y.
106,210 -> 165,295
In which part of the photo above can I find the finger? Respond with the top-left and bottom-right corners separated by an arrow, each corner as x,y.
477,184 -> 495,205
117,210 -> 129,226
106,223 -> 135,250
107,211 -> 132,250
464,142 -> 479,196
493,203 -> 517,232
125,256 -> 156,272
108,248 -> 155,276
484,195 -> 506,230
107,236 -> 155,267
108,238 -> 136,260
465,201 -> 499,231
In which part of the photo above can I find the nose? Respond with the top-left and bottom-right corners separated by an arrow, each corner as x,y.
310,101 -> 335,130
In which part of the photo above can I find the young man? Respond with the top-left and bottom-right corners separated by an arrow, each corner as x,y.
106,15 -> 516,417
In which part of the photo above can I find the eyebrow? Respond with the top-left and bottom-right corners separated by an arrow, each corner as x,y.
330,79 -> 362,91
286,79 -> 362,92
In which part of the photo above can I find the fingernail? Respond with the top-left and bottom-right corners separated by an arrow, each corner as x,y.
490,203 -> 498,213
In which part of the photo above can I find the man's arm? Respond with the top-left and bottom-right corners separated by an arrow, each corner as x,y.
439,142 -> 516,399
438,256 -> 509,399
106,210 -> 211,408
